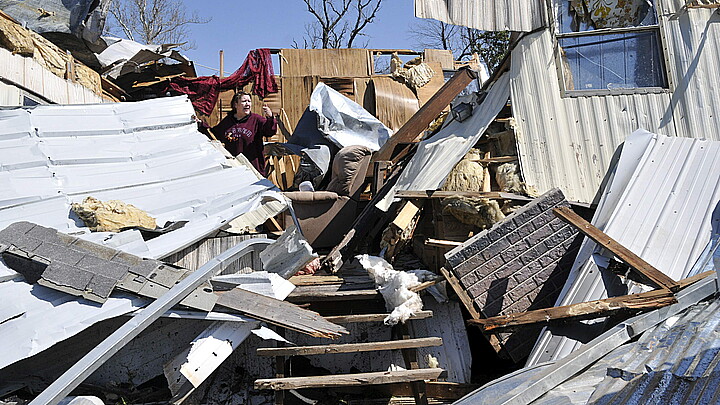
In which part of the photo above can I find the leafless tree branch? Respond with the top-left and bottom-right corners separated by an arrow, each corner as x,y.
298,0 -> 382,49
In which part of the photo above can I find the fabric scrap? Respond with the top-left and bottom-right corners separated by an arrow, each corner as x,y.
168,48 -> 278,115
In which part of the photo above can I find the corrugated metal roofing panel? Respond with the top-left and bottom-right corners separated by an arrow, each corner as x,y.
414,0 -> 546,32
537,296 -> 720,404
528,130 -> 720,366
0,96 -> 287,371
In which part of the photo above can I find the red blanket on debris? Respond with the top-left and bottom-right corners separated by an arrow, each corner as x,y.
168,48 -> 278,115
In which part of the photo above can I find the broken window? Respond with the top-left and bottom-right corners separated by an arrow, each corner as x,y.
556,0 -> 667,91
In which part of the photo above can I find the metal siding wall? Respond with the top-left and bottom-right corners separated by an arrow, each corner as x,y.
661,6 -> 720,141
510,29 -> 676,203
414,0 -> 545,32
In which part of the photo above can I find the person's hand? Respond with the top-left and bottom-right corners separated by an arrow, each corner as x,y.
262,104 -> 273,118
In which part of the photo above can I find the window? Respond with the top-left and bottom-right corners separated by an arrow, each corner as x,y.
556,0 -> 667,92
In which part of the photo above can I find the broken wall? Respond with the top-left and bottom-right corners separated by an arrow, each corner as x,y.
444,188 -> 581,361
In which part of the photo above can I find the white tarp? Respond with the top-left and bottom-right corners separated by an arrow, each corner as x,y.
309,82 -> 391,152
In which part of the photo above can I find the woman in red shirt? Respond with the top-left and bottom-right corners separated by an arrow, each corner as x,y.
211,91 -> 277,175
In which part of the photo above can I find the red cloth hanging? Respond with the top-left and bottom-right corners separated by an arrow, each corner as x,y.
168,48 -> 278,116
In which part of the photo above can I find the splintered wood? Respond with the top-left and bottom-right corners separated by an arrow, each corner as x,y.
381,200 -> 423,260
255,369 -> 445,390
216,287 -> 348,338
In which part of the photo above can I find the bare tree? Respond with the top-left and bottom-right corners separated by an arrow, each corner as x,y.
408,19 -> 510,72
106,0 -> 210,49
408,19 -> 462,55
298,0 -> 382,48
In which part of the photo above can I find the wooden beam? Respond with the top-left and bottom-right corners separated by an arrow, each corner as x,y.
425,238 -> 463,248
373,68 -> 478,162
216,288 -> 348,338
468,156 -> 518,164
553,207 -> 679,292
256,337 -> 442,357
255,369 -> 445,390
471,270 -> 715,333
439,267 -> 482,320
395,190 -> 531,201
469,289 -> 676,332
286,284 -> 381,302
323,311 -> 433,324
409,276 -> 446,293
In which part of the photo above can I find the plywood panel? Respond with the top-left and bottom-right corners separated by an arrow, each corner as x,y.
280,49 -> 372,77
424,49 -> 454,70
320,77 -> 355,99
372,77 -> 419,132
281,75 -> 319,132
415,62 -> 445,107
354,77 -> 371,109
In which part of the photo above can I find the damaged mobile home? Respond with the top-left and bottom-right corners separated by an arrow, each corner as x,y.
0,0 -> 719,404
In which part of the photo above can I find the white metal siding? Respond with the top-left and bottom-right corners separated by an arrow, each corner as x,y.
414,0 -> 546,32
510,29 -> 676,203
0,47 -> 107,105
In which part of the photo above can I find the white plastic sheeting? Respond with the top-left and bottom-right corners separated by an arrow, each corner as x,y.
97,37 -> 190,79
0,96 -> 286,370
309,82 -> 391,152
528,130 -> 720,366
377,72 -> 510,211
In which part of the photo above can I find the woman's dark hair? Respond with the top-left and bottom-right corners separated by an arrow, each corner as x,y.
230,91 -> 252,116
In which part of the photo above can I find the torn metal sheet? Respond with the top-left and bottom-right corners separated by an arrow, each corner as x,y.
165,270 -> 295,401
0,0 -> 109,43
97,37 -> 189,79
30,238 -> 271,405
251,326 -> 293,344
0,96 -> 286,379
211,271 -> 296,299
377,72 -> 510,211
0,96 -> 287,279
529,130 -> 720,366
455,273 -> 719,404
0,281 -> 146,371
260,225 -> 317,279
309,82 -> 391,152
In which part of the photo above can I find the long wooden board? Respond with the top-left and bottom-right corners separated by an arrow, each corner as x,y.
255,368 -> 445,390
469,289 -> 676,332
373,68 -> 477,162
472,270 -> 715,333
256,337 -> 443,357
395,190 -> 531,200
323,311 -> 433,324
215,288 -> 348,338
553,207 -> 679,292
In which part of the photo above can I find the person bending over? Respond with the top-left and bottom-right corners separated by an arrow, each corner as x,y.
211,91 -> 276,175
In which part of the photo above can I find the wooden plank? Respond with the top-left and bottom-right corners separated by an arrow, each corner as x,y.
470,289 -> 676,332
469,156 -> 518,164
286,284 -> 381,302
280,49 -> 372,77
439,267 -> 482,320
373,68 -> 477,162
256,337 -> 443,357
216,288 -> 348,338
425,239 -> 462,248
323,310 -> 433,324
415,62 -> 445,108
423,49 -> 454,70
409,276 -> 445,293
396,190 -> 531,201
255,368 -> 445,390
553,207 -> 679,292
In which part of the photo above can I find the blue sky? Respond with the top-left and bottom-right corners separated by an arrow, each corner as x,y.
181,0 -> 421,76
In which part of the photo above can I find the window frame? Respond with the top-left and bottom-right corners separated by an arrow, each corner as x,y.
552,0 -> 670,97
